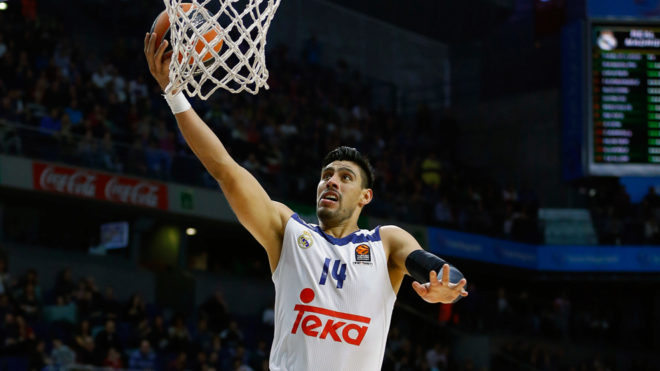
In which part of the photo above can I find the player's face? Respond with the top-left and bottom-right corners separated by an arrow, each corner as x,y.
316,161 -> 369,225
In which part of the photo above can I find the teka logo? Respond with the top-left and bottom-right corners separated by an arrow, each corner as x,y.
290,288 -> 370,346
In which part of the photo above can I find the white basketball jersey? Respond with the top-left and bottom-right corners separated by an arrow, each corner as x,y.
270,214 -> 397,371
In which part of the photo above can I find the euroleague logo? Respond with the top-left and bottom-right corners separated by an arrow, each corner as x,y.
291,288 -> 370,346
353,244 -> 372,265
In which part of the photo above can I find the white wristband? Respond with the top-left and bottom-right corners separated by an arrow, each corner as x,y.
164,91 -> 191,114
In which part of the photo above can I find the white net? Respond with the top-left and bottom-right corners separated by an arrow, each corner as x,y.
164,0 -> 281,99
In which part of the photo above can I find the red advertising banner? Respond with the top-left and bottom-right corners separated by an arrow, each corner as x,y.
32,162 -> 169,210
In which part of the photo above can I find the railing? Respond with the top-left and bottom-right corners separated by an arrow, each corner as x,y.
63,364 -> 145,371
0,118 -> 209,188
0,118 -> 548,243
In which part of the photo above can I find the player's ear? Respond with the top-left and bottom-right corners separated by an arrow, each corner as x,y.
359,188 -> 373,207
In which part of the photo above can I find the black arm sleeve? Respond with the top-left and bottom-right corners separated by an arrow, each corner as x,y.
405,250 -> 465,285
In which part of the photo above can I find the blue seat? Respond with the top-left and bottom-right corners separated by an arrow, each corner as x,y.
0,356 -> 28,371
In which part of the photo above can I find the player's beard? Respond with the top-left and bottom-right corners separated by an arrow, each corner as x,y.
316,202 -> 353,227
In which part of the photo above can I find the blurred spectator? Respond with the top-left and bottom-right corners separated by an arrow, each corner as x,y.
100,132 -> 122,172
128,339 -> 157,370
46,295 -> 77,324
4,314 -> 36,354
553,292 -> 571,339
129,76 -> 149,104
644,217 -> 660,243
145,139 -> 171,178
0,256 -> 10,296
78,130 -> 101,168
74,319 -> 92,352
94,319 -> 123,356
51,338 -> 76,368
302,35 -> 321,65
200,290 -> 229,332
92,65 -> 113,90
421,152 -> 442,187
102,287 -> 122,320
21,0 -> 37,21
167,351 -> 188,371
2,313 -> 19,349
0,124 -> 22,155
434,196 -> 454,226
17,283 -> 40,322
39,108 -> 62,133
168,313 -> 191,353
495,288 -> 512,331
131,317 -> 152,348
78,335 -> 99,365
17,269 -> 41,301
75,277 -> 103,321
233,357 -> 254,371
426,342 -> 448,370
126,137 -> 148,175
0,294 -> 13,321
502,185 -> 518,205
0,34 -> 6,59
192,350 -> 209,371
220,320 -> 244,349
64,99 -> 83,126
209,335 -> 231,368
192,317 -> 214,353
103,347 -> 124,369
149,314 -> 169,352
249,339 -> 268,370
125,293 -> 147,324
54,268 -> 76,302
27,340 -> 51,371
260,301 -> 275,341
55,114 -> 77,161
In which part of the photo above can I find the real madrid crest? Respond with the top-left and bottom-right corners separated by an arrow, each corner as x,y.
297,231 -> 313,249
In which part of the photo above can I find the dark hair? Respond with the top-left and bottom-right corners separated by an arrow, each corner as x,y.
322,146 -> 375,189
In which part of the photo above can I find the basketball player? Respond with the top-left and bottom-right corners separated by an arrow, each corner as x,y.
144,32 -> 467,371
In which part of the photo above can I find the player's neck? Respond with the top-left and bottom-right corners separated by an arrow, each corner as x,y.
318,218 -> 360,239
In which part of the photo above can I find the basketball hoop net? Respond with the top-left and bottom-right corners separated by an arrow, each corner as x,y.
164,0 -> 281,99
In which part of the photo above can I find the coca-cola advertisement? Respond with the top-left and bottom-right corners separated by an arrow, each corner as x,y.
32,162 -> 168,210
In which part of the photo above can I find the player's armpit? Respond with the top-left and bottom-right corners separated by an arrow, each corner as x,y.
381,225 -> 423,275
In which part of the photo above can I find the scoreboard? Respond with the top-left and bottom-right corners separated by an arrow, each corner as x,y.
589,22 -> 660,176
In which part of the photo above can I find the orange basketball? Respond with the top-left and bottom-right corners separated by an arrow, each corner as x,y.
150,3 -> 223,65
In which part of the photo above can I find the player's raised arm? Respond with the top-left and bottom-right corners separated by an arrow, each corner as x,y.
144,32 -> 292,270
382,225 -> 468,304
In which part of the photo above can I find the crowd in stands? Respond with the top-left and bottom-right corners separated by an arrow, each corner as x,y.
0,1 -> 542,245
4,0 -> 660,249
0,255 -> 267,370
584,179 -> 660,245
2,250 -> 651,371
0,2 -> 659,371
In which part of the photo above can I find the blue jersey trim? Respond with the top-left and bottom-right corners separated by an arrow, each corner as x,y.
290,213 -> 381,246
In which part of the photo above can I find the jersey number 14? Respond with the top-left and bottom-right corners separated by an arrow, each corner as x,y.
319,258 -> 347,289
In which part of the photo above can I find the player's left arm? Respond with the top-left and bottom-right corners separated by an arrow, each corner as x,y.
382,225 -> 468,304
